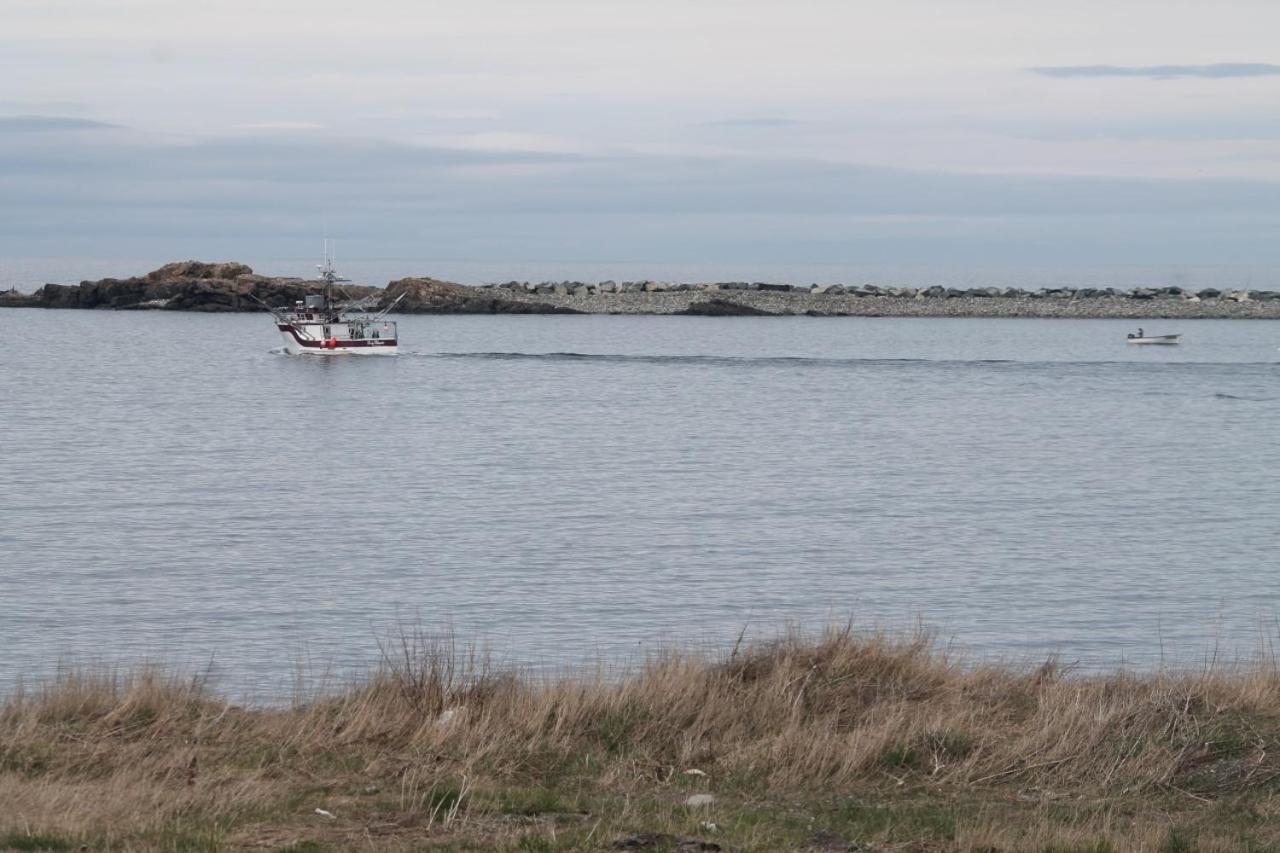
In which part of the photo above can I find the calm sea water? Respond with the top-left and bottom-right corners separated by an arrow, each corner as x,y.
2,309 -> 1279,698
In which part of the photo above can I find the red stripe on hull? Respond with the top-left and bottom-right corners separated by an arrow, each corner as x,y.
278,324 -> 397,348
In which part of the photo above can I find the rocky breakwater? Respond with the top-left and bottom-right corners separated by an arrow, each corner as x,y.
0,261 -> 381,312
473,280 -> 1280,319
6,264 -> 1280,319
383,276 -> 577,313
0,263 -> 582,314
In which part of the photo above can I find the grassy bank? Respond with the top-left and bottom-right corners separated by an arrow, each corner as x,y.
4,628 -> 1280,852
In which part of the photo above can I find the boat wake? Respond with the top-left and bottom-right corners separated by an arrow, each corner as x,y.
410,351 -> 1018,368
1213,392 -> 1274,402
409,351 -> 1277,370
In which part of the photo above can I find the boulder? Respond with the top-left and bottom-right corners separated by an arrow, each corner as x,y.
142,260 -> 252,283
680,298 -> 773,316
386,276 -> 474,305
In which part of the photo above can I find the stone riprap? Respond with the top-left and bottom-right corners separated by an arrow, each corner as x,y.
476,280 -> 1280,319
4,263 -> 1280,318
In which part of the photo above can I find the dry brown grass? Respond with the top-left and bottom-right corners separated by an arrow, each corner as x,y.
3,626 -> 1280,851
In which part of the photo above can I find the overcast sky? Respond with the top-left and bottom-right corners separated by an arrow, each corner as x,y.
3,0 -> 1279,275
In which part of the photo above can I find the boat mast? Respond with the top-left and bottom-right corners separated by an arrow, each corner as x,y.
316,239 -> 349,313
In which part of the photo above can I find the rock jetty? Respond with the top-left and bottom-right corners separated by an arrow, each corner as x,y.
4,262 -> 1280,319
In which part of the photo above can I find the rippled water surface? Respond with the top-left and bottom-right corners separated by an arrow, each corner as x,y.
3,310 -> 1279,696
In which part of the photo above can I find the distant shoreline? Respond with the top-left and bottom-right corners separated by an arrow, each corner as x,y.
5,260 -> 1280,318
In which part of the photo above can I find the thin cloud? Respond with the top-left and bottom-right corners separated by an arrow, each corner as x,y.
1031,63 -> 1280,79
0,115 -> 120,132
700,118 -> 807,128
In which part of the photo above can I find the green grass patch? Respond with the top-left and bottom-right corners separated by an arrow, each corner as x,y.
1160,826 -> 1197,853
497,787 -> 571,816
142,821 -> 225,852
0,832 -> 75,852
826,798 -> 971,842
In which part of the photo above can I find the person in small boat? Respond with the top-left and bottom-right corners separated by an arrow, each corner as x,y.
1136,327 -> 1144,339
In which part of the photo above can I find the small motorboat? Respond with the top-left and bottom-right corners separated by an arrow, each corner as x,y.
1126,330 -> 1180,345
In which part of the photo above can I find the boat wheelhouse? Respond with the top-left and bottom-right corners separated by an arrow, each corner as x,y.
267,254 -> 404,355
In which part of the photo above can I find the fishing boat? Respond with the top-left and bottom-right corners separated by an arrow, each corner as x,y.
265,253 -> 405,355
1126,330 -> 1181,345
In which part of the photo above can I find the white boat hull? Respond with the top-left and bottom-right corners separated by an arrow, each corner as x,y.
1127,335 -> 1180,345
278,324 -> 398,355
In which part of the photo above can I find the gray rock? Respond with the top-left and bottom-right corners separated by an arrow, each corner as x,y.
609,833 -> 721,851
680,298 -> 773,316
1198,288 -> 1222,299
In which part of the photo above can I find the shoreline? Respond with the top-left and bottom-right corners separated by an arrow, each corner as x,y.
4,628 -> 1280,851
5,260 -> 1280,319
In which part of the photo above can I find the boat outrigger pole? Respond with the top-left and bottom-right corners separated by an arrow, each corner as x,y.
374,292 -> 407,320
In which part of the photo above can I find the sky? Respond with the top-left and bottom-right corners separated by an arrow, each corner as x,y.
2,0 -> 1279,279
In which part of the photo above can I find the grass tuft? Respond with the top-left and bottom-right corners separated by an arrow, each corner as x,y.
3,626 -> 1280,849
